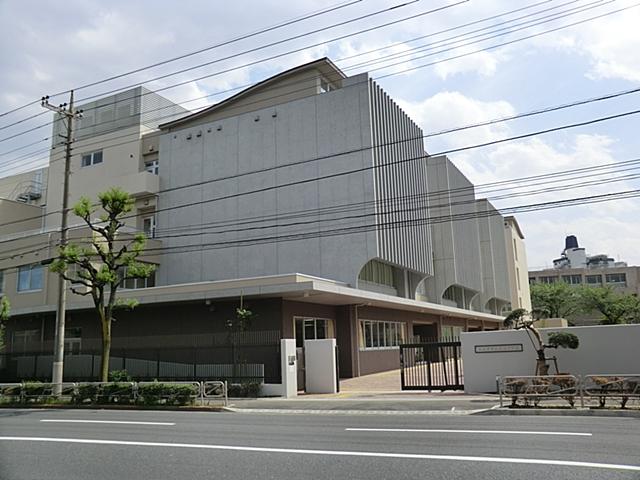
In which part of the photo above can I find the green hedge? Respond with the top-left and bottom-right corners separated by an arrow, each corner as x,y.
227,381 -> 261,398
137,383 -> 199,406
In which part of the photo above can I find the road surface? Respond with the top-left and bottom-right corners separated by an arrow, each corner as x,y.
0,408 -> 638,479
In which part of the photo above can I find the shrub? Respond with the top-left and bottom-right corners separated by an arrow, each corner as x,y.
137,383 -> 198,406
22,382 -> 50,402
227,381 -> 261,398
98,382 -> 134,404
108,370 -> 132,382
74,384 -> 99,404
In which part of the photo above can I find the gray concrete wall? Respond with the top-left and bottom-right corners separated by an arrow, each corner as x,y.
156,73 -> 428,287
421,156 -> 482,303
368,80 -> 431,276
476,199 -> 511,311
461,324 -> 640,392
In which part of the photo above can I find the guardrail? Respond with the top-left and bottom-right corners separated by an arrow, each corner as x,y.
498,374 -> 640,409
0,380 -> 228,407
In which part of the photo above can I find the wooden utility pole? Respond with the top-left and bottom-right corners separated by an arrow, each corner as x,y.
41,91 -> 82,394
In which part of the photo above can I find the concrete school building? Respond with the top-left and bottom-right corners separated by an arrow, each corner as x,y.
0,58 -> 529,386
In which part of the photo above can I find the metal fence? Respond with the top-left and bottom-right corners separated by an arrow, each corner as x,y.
498,374 -> 640,409
0,380 -> 227,406
0,331 -> 281,384
400,338 -> 463,391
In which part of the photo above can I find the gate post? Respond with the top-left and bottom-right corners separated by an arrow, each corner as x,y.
399,346 -> 405,390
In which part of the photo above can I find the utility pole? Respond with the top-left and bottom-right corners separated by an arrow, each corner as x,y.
41,91 -> 82,395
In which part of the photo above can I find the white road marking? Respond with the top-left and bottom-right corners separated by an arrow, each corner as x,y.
0,437 -> 635,472
345,428 -> 592,437
39,420 -> 175,426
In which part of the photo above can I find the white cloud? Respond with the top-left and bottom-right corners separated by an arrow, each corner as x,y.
398,91 -> 515,148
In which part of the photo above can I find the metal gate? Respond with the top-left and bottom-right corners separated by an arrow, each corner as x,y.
399,340 -> 463,391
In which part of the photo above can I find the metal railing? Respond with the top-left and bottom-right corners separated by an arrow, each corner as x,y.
0,380 -> 228,407
498,374 -> 640,409
583,375 -> 640,409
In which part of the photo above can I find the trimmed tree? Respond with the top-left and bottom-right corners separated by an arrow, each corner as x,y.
503,308 -> 579,375
0,297 -> 9,351
50,188 -> 155,382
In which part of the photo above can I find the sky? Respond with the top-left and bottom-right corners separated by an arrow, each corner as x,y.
0,0 -> 639,269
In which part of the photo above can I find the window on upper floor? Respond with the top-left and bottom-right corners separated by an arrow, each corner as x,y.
17,264 -> 44,292
539,276 -> 558,284
119,266 -> 156,290
585,274 -> 603,285
145,160 -> 159,175
81,150 -> 103,167
143,215 -> 156,238
562,275 -> 582,285
0,270 -> 4,295
359,260 -> 395,288
605,273 -> 626,286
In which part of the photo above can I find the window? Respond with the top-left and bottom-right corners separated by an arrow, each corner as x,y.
359,260 -> 395,288
143,215 -> 156,238
585,274 -> 602,285
64,328 -> 82,355
539,276 -> 558,284
0,270 -> 4,294
319,79 -> 333,93
145,160 -> 159,175
295,317 -> 330,348
605,273 -> 627,286
441,325 -> 462,340
516,267 -> 521,290
562,275 -> 582,285
81,150 -> 103,167
513,239 -> 518,261
120,267 -> 156,290
360,320 -> 405,349
12,329 -> 40,353
17,264 -> 44,292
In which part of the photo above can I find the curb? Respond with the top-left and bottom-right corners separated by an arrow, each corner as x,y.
475,407 -> 640,418
0,404 -> 227,412
224,407 -> 489,415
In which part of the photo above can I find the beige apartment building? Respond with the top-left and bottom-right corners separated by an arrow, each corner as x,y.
0,59 -> 523,387
504,216 -> 532,312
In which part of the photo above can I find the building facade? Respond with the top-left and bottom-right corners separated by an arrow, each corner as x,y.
529,235 -> 638,325
0,58 -> 525,387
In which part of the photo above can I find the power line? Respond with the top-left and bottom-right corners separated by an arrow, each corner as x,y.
0,0 -> 617,152
0,0 -> 364,122
1,87 -> 639,230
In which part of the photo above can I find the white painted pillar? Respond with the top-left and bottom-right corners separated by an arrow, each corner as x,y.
281,339 -> 298,398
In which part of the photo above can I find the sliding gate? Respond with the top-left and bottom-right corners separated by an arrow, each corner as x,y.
399,339 -> 463,391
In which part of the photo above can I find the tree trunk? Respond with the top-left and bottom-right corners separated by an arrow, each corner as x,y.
100,318 -> 112,382
536,349 -> 549,376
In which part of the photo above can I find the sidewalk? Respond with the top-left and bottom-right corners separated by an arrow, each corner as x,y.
228,369 -> 500,414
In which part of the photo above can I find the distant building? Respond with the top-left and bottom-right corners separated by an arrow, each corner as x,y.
529,235 -> 639,325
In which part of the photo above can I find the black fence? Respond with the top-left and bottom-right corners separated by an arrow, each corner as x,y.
399,337 -> 463,391
0,331 -> 282,384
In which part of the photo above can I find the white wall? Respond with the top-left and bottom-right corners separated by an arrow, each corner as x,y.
461,324 -> 640,393
304,339 -> 337,394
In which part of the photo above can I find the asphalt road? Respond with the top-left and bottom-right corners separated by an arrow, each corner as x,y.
0,408 -> 639,479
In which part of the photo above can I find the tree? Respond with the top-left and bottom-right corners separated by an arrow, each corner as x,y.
579,286 -> 640,325
0,297 -> 9,351
50,188 -> 155,382
503,308 -> 579,375
530,282 -> 582,319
